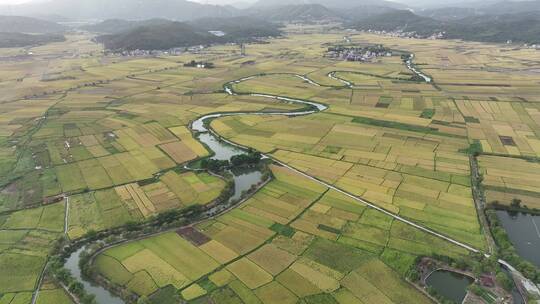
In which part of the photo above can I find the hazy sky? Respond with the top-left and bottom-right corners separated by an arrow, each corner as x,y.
0,0 -> 486,6
0,0 -> 33,4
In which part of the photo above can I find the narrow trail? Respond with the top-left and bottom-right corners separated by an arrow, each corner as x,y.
31,196 -> 71,304
30,262 -> 48,304
64,196 -> 70,235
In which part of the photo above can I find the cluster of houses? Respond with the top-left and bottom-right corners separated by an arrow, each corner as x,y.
325,44 -> 393,62
104,45 -> 210,57
105,48 -> 184,57
184,60 -> 215,69
361,29 -> 445,40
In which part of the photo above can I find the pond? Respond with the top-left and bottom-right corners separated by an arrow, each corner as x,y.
496,210 -> 540,268
425,270 -> 473,303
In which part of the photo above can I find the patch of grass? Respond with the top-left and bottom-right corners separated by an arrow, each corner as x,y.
148,285 -> 180,304
351,116 -> 466,138
270,223 -> 296,238
420,108 -> 435,119
304,238 -> 371,273
317,224 -> 341,234
460,140 -> 483,155
302,293 -> 339,304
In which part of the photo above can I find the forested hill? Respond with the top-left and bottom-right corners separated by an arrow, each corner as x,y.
351,9 -> 540,44
95,18 -> 281,51
0,15 -> 66,33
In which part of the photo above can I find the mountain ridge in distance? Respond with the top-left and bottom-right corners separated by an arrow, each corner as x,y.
251,0 -> 406,9
95,16 -> 282,51
0,15 -> 66,33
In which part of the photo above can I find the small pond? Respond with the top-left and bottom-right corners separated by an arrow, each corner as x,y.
425,270 -> 473,303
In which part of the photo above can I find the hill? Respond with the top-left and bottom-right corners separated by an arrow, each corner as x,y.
81,19 -> 172,34
188,16 -> 282,37
250,4 -> 342,22
251,0 -> 405,9
445,12 -> 540,43
96,22 -> 216,51
96,17 -> 282,51
336,5 -> 399,21
351,10 -> 444,36
0,0 -> 239,21
0,15 -> 66,33
416,7 -> 479,21
481,0 -> 540,15
352,9 -> 540,44
0,32 -> 65,48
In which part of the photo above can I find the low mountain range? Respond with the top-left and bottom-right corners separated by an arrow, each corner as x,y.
351,9 -> 540,44
3,0 -> 540,47
94,17 -> 281,51
251,0 -> 405,9
0,15 -> 66,33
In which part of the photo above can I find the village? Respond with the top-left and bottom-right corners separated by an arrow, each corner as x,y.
325,43 -> 394,62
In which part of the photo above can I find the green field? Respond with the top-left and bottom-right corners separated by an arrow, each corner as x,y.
95,165 -> 468,303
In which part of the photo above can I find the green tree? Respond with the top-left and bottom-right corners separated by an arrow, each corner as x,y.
137,296 -> 150,304
68,281 -> 84,295
496,271 -> 514,291
511,198 -> 522,208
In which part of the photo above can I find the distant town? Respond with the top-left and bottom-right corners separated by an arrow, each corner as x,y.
325,43 -> 393,62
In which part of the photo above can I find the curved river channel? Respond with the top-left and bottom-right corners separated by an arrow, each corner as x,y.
63,61 -> 434,303
63,75 -> 328,304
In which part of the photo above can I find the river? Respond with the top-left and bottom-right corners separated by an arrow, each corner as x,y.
406,54 -> 432,83
62,58 -> 435,303
63,75 -> 327,304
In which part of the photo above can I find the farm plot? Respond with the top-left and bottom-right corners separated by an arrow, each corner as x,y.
479,155 -> 540,209
95,165 -> 470,303
213,112 -> 485,249
0,223 -> 62,296
67,171 -> 225,239
35,275 -> 74,304
455,100 -> 540,157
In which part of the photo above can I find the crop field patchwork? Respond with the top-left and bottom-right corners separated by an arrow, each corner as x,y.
67,171 -> 225,239
95,165 -> 469,303
479,155 -> 540,209
2,27 -> 540,304
214,112 -> 485,249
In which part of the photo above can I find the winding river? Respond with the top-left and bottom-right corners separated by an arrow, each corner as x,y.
63,75 -> 328,304
406,54 -> 432,83
63,59 -> 437,304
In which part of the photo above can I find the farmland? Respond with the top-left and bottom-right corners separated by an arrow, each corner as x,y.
96,165 -> 463,303
1,23 -> 540,304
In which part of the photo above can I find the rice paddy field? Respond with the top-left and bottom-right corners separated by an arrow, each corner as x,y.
479,156 -> 540,209
97,165 -> 466,303
1,25 -> 540,303
0,201 -> 65,297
